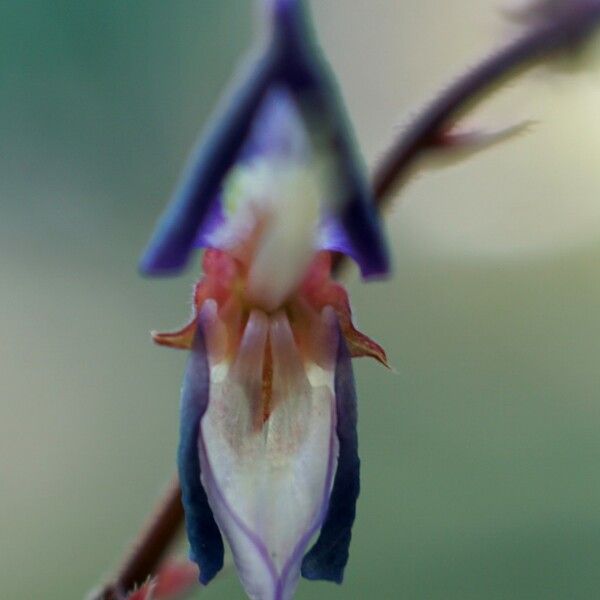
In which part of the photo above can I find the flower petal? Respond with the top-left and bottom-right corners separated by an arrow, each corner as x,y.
271,0 -> 390,277
178,318 -> 225,584
301,331 -> 360,583
195,88 -> 321,309
198,306 -> 340,600
139,52 -> 276,276
192,196 -> 228,249
195,87 -> 312,255
141,0 -> 389,279
317,217 -> 359,264
237,87 -> 311,166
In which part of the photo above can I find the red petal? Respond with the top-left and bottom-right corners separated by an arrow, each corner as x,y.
152,249 -> 242,351
301,252 -> 389,367
153,561 -> 199,599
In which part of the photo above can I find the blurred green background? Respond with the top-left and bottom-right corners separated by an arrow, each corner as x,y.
3,1 -> 600,598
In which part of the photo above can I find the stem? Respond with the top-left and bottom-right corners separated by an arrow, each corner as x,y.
92,2 -> 600,596
92,477 -> 184,600
372,1 -> 600,204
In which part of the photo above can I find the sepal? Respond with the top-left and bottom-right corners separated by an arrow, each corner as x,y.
139,52 -> 277,276
301,330 -> 360,583
178,320 -> 225,584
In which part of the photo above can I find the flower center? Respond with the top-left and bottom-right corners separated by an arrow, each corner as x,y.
152,250 -> 388,426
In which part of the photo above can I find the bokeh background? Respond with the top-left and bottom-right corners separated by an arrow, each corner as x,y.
3,1 -> 600,598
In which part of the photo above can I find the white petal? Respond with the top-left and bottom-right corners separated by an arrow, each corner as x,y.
199,309 -> 339,600
245,163 -> 322,311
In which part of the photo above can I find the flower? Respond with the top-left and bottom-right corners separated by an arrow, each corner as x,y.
140,1 -> 389,599
139,0 -> 388,280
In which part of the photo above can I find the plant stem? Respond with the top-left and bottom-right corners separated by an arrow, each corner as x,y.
92,477 -> 184,600
371,0 -> 600,204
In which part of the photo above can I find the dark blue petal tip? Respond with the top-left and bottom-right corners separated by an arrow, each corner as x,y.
339,192 -> 390,278
270,0 -> 302,21
178,322 -> 224,584
269,2 -> 390,278
139,53 -> 276,277
301,332 -> 360,583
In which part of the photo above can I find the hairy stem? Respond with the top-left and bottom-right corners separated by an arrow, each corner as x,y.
92,477 -> 184,600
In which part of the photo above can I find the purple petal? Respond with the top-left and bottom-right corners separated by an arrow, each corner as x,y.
237,87 -> 310,165
301,332 -> 360,583
192,87 -> 311,253
141,0 -> 390,278
317,216 -> 361,263
336,188 -> 390,278
271,0 -> 390,277
192,196 -> 227,249
269,0 -> 310,61
297,74 -> 389,278
178,319 -> 224,585
139,52 -> 276,276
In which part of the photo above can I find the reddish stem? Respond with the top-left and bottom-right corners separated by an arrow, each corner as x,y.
371,1 -> 600,203
92,478 -> 184,600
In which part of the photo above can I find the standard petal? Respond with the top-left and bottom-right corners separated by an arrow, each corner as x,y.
178,317 -> 224,584
139,51 -> 276,276
270,0 -> 390,278
192,196 -> 228,249
296,72 -> 390,279
317,216 -> 359,263
198,309 -> 339,600
237,87 -> 311,166
301,330 -> 360,584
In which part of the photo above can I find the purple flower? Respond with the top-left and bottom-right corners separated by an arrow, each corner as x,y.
141,1 -> 389,599
139,0 -> 389,280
